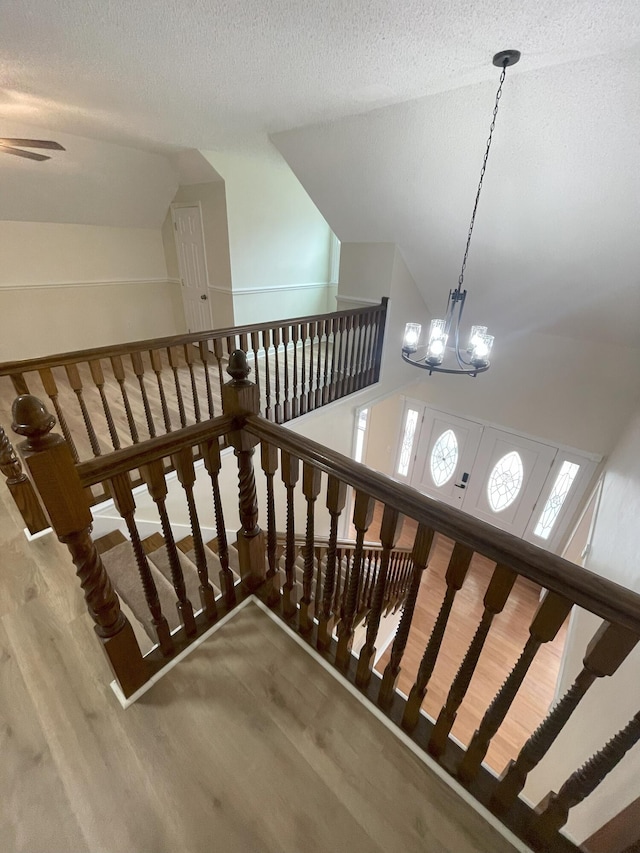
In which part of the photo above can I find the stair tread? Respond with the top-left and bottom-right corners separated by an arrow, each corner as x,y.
145,543 -> 202,610
181,545 -> 223,597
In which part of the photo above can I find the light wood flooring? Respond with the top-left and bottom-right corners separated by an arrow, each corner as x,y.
0,487 -> 518,853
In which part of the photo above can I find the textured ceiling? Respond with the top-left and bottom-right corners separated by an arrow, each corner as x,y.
1,1 -> 639,149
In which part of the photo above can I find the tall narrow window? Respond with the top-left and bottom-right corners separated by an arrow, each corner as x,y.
534,461 -> 580,540
488,451 -> 524,512
397,409 -> 419,476
354,408 -> 369,464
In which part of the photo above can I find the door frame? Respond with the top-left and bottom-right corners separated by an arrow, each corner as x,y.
171,201 -> 213,332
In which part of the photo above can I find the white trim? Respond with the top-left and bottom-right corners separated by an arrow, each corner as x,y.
232,281 -> 332,296
335,293 -> 382,306
0,278 -> 180,293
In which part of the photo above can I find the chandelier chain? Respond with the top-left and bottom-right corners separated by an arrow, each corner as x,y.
457,60 -> 508,290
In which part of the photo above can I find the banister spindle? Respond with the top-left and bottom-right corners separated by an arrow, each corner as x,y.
199,341 -> 216,420
493,621 -> 639,813
317,475 -> 348,651
167,346 -> 187,427
322,318 -> 331,404
356,506 -> 403,688
261,329 -> 272,420
291,324 -> 299,419
531,710 -> 640,849
141,458 -> 197,636
110,356 -> 139,444
172,446 -> 217,621
335,316 -> 346,399
378,524 -> 434,709
183,344 -> 201,423
429,563 -> 517,757
64,363 -> 102,456
336,490 -> 375,670
299,322 -> 308,415
300,461 -> 322,633
260,441 -> 280,605
36,368 -> 81,460
307,321 -> 316,411
130,352 -> 156,439
0,423 -> 49,534
350,315 -> 364,394
201,437 -> 236,608
329,316 -> 339,401
403,543 -> 474,731
458,591 -> 573,785
282,325 -> 291,422
250,331 -> 261,406
108,472 -> 174,656
213,338 -> 225,394
149,349 -> 173,432
280,450 -> 300,618
315,320 -> 323,408
13,394 -> 148,697
88,359 -> 120,450
272,328 -> 282,423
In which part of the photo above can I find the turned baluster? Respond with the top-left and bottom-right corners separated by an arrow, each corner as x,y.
317,476 -> 348,651
532,710 -> 640,849
110,356 -> 139,444
315,320 -> 324,408
328,316 -> 339,401
403,543 -> 474,731
299,322 -> 308,415
201,437 -> 236,608
307,321 -> 316,411
250,331 -> 261,406
336,491 -> 375,670
130,352 -> 156,439
322,318 -> 332,405
88,359 -> 120,450
429,564 -> 518,757
269,328 -> 281,424
356,506 -> 403,688
291,324 -> 300,419
378,524 -> 434,709
141,458 -> 197,636
281,325 -> 291,422
213,338 -> 225,394
314,545 -> 325,614
373,299 -> 388,382
333,315 -> 345,399
350,315 -> 365,394
183,344 -> 201,423
149,349 -> 173,432
458,591 -> 574,785
364,313 -> 376,388
61,363 -> 101,456
172,446 -> 217,621
108,472 -> 174,655
359,549 -> 373,616
366,551 -> 380,608
221,350 -> 266,591
493,621 -> 639,813
280,450 -> 300,618
199,341 -> 216,419
167,346 -> 187,427
13,395 -> 148,697
10,372 -> 29,396
260,441 -> 281,605
337,548 -> 350,622
300,462 -> 322,633
0,423 -> 49,534
261,329 -> 272,420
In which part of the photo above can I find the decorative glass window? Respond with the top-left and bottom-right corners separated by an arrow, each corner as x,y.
430,429 -> 458,487
534,461 -> 580,540
354,408 -> 369,464
397,409 -> 419,476
487,451 -> 524,512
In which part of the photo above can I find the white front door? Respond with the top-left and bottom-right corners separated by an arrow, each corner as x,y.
172,205 -> 211,333
410,411 -> 483,508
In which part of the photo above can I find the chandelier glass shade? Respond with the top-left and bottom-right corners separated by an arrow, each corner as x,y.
402,49 -> 520,377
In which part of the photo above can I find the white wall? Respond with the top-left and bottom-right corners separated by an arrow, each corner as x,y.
0,221 -> 184,360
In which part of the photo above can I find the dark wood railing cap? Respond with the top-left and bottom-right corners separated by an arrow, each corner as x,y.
226,350 -> 251,384
12,394 -> 56,444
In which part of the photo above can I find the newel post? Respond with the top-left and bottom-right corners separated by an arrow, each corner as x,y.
221,351 -> 266,591
12,395 -> 149,698
0,423 -> 49,534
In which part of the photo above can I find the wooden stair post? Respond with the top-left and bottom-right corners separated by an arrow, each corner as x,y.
222,350 -> 266,591
0,422 -> 49,534
12,394 -> 148,698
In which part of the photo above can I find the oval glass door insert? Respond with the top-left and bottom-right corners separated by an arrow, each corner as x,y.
430,429 -> 458,487
487,451 -> 524,512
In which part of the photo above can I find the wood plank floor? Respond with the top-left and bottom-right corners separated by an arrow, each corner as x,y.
0,487 -> 518,853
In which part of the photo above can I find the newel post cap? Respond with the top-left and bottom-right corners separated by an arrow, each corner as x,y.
226,350 -> 252,385
12,395 -> 56,447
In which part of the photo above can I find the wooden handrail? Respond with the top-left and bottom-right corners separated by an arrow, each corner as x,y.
245,415 -> 640,634
0,301 -> 387,376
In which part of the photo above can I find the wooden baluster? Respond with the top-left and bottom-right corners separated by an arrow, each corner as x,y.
213,338 -> 225,395
356,506 -> 403,687
0,423 -> 49,534
167,346 -> 187,427
322,318 -> 331,405
328,316 -> 339,401
338,548 -> 350,623
532,710 -> 640,849
346,315 -> 357,394
130,352 -> 156,439
403,543 -> 474,731
378,524 -> 434,709
334,547 -> 345,618
359,314 -> 373,390
307,321 -> 315,412
261,329 -> 272,420
149,349 -> 172,432
335,315 -> 347,399
373,299 -> 388,382
141,458 -> 197,636
429,564 -> 518,757
315,320 -> 323,408
250,331 -> 261,412
493,621 -> 639,813
199,341 -> 216,419
367,551 -> 380,608
201,437 -> 236,608
239,332 -> 249,354
350,315 -> 364,394
336,491 -> 375,670
108,472 -> 174,655
314,545 -> 325,616
221,350 -> 266,591
110,356 -> 139,444
280,450 -> 300,618
317,476 -> 348,650
282,325 -> 291,422
13,395 -> 147,697
172,446 -> 217,621
35,368 -> 79,462
10,372 -> 29,396
272,328 -> 282,424
63,363 -> 101,456
359,549 -> 373,615
299,322 -> 308,415
291,324 -> 299,419
88,359 -> 120,450
300,462 -> 322,633
458,591 -> 573,785
260,441 -> 280,605
183,344 -> 201,423
368,310 -> 381,385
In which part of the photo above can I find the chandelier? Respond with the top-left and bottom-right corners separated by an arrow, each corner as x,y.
402,49 -> 521,376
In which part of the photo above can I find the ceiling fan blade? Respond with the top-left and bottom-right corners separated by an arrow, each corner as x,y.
0,138 -> 65,150
0,144 -> 51,161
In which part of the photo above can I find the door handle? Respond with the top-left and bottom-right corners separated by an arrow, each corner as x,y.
200,294 -> 208,300
454,471 -> 470,489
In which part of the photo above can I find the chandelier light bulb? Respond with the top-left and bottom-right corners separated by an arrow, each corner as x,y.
403,322 -> 421,353
470,332 -> 494,366
426,319 -> 448,365
468,325 -> 488,353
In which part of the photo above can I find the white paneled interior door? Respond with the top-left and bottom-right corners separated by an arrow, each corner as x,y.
173,205 -> 211,333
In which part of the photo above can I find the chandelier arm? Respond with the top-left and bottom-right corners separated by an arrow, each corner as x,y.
401,351 -> 489,377
453,294 -> 474,367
